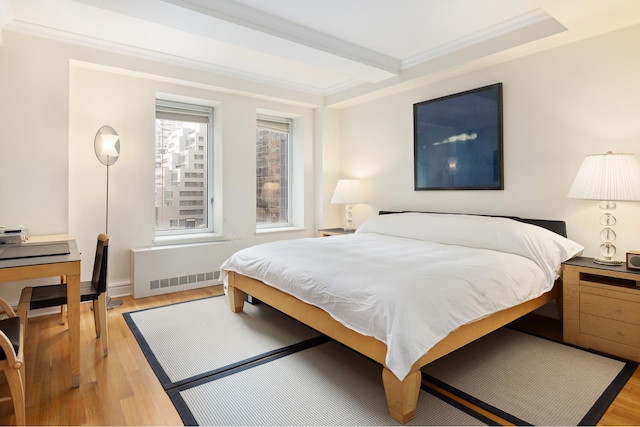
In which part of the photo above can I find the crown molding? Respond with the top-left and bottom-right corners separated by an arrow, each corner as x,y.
402,8 -> 561,69
5,20 -> 339,98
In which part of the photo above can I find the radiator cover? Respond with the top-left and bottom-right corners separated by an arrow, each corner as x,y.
131,240 -> 246,298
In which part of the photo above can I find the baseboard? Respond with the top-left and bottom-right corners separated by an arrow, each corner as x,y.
107,279 -> 132,298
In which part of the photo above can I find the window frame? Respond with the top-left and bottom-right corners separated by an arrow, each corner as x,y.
155,99 -> 214,237
255,114 -> 293,229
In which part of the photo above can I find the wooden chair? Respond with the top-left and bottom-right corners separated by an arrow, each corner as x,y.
0,297 -> 25,426
18,234 -> 110,358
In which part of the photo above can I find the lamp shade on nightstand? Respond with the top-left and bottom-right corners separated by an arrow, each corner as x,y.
568,152 -> 640,265
331,179 -> 364,231
331,180 -> 365,204
567,153 -> 640,201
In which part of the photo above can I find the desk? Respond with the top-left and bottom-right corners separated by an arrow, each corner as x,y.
0,235 -> 82,388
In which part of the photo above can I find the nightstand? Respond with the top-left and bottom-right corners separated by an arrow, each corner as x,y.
317,228 -> 356,237
562,256 -> 640,362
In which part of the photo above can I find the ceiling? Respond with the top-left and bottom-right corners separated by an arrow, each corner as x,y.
2,0 -> 640,106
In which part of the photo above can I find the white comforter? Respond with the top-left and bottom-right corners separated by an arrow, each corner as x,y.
220,213 -> 583,380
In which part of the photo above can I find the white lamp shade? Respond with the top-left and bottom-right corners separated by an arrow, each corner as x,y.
100,133 -> 120,157
331,179 -> 364,204
568,152 -> 640,201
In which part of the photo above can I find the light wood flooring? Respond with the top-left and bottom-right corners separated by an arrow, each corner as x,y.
0,286 -> 638,426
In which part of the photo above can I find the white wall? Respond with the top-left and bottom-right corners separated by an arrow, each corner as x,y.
314,107 -> 342,229
0,32 -> 70,236
0,31 -> 318,302
337,24 -> 640,259
2,23 -> 640,304
0,32 -> 73,303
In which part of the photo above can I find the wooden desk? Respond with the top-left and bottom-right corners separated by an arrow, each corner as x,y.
0,235 -> 82,388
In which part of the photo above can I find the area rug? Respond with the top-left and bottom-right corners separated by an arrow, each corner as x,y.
170,340 -> 495,426
125,296 -> 494,426
123,296 -> 321,389
421,327 -> 637,426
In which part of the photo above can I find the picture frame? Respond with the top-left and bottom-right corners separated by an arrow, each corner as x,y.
414,83 -> 503,190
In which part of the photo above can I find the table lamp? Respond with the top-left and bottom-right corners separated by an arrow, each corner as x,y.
331,179 -> 364,231
567,151 -> 640,265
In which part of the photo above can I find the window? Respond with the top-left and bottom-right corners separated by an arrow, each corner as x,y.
256,116 -> 291,227
155,100 -> 213,235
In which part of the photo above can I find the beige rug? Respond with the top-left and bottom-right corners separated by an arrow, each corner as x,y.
126,296 -> 495,426
421,327 -> 637,426
124,296 -> 321,388
170,340 -> 495,426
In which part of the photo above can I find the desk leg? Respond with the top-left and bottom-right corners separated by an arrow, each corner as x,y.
67,273 -> 81,388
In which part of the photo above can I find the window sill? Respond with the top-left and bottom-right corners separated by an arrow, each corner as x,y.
153,233 -> 227,247
255,226 -> 306,235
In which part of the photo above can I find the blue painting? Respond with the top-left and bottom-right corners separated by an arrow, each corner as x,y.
414,83 -> 503,190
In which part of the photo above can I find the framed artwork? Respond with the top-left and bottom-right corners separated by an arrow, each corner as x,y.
414,83 -> 503,190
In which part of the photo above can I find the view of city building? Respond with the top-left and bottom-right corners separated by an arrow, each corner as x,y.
155,113 -> 287,231
256,121 -> 289,226
155,119 -> 209,231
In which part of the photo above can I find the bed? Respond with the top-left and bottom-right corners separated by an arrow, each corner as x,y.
220,212 -> 583,424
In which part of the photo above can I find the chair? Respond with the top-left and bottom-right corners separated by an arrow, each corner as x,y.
0,297 -> 25,426
18,234 -> 110,358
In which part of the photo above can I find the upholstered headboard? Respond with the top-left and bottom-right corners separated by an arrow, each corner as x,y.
378,211 -> 567,238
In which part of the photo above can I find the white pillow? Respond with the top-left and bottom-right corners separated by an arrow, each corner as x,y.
356,212 -> 584,284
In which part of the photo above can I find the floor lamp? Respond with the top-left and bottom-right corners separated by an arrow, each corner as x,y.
94,125 -> 123,309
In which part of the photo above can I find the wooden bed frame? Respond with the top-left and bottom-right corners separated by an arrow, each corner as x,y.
226,214 -> 567,424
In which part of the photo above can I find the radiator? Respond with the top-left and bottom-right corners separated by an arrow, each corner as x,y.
131,240 -> 246,298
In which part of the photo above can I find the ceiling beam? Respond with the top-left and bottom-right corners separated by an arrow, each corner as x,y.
75,0 -> 400,83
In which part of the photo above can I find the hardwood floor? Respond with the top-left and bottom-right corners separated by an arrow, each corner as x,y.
0,287 -> 638,425
0,286 -> 223,426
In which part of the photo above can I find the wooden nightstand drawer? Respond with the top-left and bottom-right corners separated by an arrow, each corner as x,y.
562,257 -> 640,362
580,312 -> 640,347
580,290 -> 640,326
